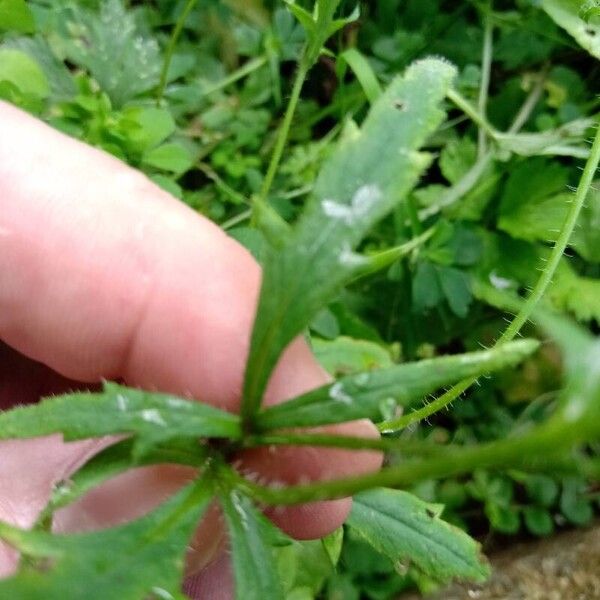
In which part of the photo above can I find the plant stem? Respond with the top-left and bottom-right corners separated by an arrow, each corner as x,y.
417,73 -> 545,221
508,64 -> 549,134
236,425 -> 576,505
253,62 -> 309,222
156,0 -> 198,105
379,378 -> 474,432
244,432 -> 448,454
221,208 -> 252,230
199,55 -> 268,98
477,4 -> 493,158
352,228 -> 435,281
500,123 -> 600,341
447,88 -> 498,139
418,152 -> 494,220
379,122 -> 600,433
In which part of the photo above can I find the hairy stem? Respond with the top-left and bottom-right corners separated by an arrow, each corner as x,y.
236,424 -> 578,505
244,432 -> 448,454
379,122 -> 600,433
501,124 -> 600,340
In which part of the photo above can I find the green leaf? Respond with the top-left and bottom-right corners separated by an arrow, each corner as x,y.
287,0 -> 357,68
242,58 -> 457,420
338,48 -> 382,104
0,382 -> 241,458
412,260 -> 443,311
220,490 -> 283,600
542,0 -> 600,58
3,37 -> 75,98
0,0 -> 34,33
121,107 -> 176,154
276,531 -> 343,597
56,0 -> 161,106
535,312 -> 600,435
525,474 -> 559,507
439,137 -> 477,185
523,506 -> 554,536
571,185 -> 600,262
321,527 -> 344,566
560,476 -> 593,525
548,261 -> 600,322
348,488 -> 490,584
0,479 -> 213,599
0,48 -> 48,99
485,503 -> 520,534
256,340 -> 539,430
285,1 -> 315,36
142,142 -> 194,175
312,336 -> 393,377
498,158 -> 570,242
438,266 -> 472,318
495,118 -> 593,158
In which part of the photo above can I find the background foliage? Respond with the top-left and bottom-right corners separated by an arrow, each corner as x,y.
0,0 -> 599,598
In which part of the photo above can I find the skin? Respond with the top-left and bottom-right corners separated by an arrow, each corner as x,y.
0,101 -> 382,597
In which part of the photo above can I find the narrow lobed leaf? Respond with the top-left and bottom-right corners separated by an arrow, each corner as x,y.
242,58 -> 457,421
0,478 -> 213,599
348,488 -> 490,584
220,489 -> 284,600
0,382 -> 241,458
256,339 -> 539,430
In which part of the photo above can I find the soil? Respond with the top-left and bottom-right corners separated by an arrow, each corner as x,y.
403,522 -> 600,600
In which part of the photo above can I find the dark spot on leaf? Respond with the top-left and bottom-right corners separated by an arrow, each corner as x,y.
393,99 -> 407,111
585,27 -> 597,36
426,508 -> 437,518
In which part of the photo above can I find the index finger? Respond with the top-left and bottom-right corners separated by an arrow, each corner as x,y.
0,102 -> 382,538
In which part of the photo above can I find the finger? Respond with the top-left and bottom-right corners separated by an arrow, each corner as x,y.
0,340 -> 84,409
237,419 -> 381,539
183,551 -> 233,600
0,102 -> 381,567
0,436 -> 102,576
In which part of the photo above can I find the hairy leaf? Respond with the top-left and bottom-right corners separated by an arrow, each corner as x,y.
348,488 -> 490,583
0,382 -> 241,458
242,58 -> 457,419
542,0 -> 600,58
0,479 -> 213,599
55,0 -> 161,106
256,340 -> 539,430
221,490 -> 284,600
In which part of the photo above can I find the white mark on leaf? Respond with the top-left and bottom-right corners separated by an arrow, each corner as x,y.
231,492 -> 250,531
322,184 -> 382,225
329,382 -> 353,405
489,271 -> 513,290
116,394 -> 128,412
140,409 -> 167,426
339,242 -> 368,268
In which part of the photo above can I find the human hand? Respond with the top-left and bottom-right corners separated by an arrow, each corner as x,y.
0,102 -> 382,598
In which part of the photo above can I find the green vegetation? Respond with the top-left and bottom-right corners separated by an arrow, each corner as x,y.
0,0 -> 599,598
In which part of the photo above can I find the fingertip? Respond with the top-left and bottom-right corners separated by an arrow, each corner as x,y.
265,497 -> 352,540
